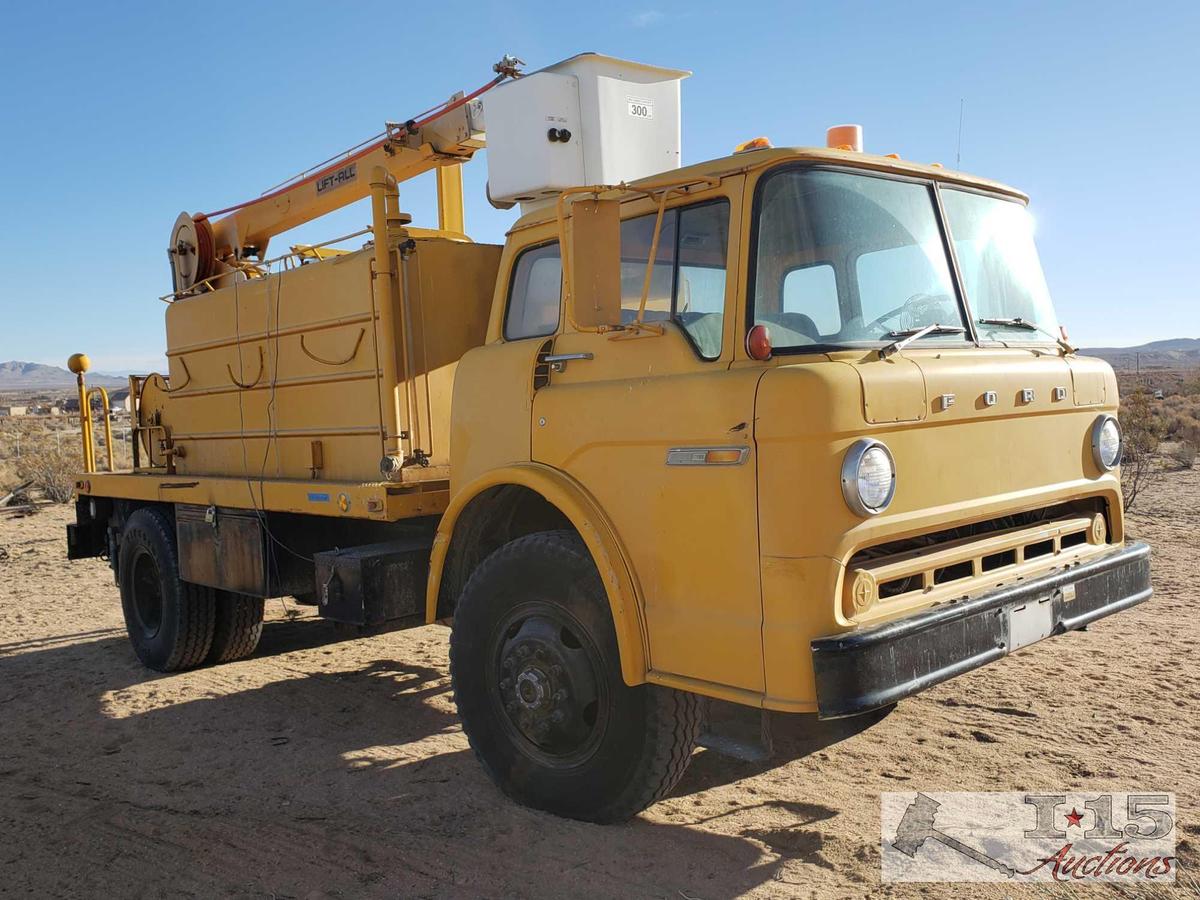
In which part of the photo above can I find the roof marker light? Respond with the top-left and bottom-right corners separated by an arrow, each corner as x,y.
734,136 -> 773,153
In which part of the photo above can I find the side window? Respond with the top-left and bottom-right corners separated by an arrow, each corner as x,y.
618,200 -> 730,359
676,203 -> 728,358
504,243 -> 562,341
782,263 -> 839,338
620,213 -> 676,323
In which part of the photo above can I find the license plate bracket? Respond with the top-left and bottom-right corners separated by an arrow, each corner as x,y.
1007,595 -> 1055,652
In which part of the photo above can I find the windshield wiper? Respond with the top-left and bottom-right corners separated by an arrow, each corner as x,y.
879,323 -> 966,359
977,317 -> 1075,354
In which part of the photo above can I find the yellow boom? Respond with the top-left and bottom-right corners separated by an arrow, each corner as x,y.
167,56 -> 521,293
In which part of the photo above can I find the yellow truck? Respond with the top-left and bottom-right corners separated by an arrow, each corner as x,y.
66,53 -> 1150,823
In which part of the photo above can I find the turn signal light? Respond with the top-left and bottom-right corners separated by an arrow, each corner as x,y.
746,324 -> 773,361
704,449 -> 744,465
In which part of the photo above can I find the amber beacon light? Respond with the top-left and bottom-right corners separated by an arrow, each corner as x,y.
826,124 -> 863,152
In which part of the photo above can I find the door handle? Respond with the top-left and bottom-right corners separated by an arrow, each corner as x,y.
544,352 -> 593,373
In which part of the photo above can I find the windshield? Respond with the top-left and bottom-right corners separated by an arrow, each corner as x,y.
751,169 -> 967,351
940,188 -> 1059,343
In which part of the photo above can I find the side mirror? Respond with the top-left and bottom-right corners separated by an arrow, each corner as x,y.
565,198 -> 622,330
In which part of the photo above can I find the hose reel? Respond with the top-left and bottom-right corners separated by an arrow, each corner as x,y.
168,211 -> 216,292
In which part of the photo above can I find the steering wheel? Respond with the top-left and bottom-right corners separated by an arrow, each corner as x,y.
864,293 -> 951,332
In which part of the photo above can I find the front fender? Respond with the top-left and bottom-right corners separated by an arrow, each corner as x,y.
425,463 -> 649,685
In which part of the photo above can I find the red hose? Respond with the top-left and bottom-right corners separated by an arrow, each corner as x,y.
199,73 -> 506,221
193,214 -> 215,281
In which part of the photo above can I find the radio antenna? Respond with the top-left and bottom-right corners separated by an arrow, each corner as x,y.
956,98 -> 965,168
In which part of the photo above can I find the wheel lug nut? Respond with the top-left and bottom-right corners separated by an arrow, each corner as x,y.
551,710 -> 565,723
551,664 -> 563,677
517,646 -> 530,658
554,689 -> 567,701
533,647 -> 546,659
499,678 -> 512,690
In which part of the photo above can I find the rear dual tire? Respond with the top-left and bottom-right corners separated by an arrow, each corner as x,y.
450,530 -> 703,823
118,507 -> 263,672
209,593 -> 265,663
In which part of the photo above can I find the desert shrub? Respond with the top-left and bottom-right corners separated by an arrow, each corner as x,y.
1,422 -> 86,504
1182,423 -> 1200,448
18,446 -> 79,503
1161,394 -> 1200,440
1169,442 -> 1197,470
1119,388 -> 1163,510
0,458 -> 19,493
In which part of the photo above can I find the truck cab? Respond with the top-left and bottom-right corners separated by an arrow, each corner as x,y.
432,143 -> 1147,818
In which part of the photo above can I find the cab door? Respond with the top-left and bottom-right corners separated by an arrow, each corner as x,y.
531,179 -> 765,694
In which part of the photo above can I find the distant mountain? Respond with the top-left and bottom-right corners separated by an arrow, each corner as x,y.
1080,338 -> 1200,370
0,361 -> 128,390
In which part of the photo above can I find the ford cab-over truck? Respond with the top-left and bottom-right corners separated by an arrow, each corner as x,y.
65,53 -> 1151,822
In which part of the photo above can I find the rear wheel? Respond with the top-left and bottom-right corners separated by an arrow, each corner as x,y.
450,530 -> 703,823
208,592 -> 265,663
118,507 -> 215,672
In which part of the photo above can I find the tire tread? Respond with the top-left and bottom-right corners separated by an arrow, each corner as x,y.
209,594 -> 265,663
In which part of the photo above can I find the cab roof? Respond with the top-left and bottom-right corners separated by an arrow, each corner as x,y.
509,146 -> 1027,232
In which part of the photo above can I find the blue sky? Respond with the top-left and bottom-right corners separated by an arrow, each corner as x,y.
0,0 -> 1196,372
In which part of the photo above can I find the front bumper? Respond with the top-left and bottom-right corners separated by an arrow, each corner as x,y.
810,541 -> 1151,718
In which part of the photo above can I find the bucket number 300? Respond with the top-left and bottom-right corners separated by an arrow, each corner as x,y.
627,99 -> 653,119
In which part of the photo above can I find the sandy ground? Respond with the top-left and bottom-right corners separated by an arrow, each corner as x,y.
1,471 -> 1197,899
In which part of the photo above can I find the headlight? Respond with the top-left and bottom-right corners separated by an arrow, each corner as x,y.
841,439 -> 896,516
1091,415 -> 1122,471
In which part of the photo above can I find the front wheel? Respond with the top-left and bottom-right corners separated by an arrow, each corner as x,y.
450,530 -> 703,823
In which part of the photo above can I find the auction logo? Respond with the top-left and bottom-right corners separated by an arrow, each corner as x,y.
881,792 -> 1176,882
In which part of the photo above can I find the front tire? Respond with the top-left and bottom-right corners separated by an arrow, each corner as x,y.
118,507 -> 215,672
450,530 -> 703,823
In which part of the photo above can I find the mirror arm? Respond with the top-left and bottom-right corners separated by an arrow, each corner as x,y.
635,190 -> 671,327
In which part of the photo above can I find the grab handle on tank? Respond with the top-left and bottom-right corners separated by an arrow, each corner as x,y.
299,328 -> 366,367
148,356 -> 192,394
226,345 -> 265,389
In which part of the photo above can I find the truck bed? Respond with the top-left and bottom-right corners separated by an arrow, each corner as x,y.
75,470 -> 448,522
